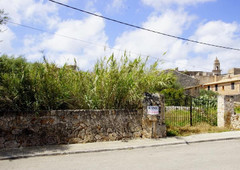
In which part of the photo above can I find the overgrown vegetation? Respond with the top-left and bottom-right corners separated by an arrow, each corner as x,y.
166,123 -> 230,136
0,54 -> 177,112
165,108 -> 217,127
161,86 -> 186,106
165,89 -> 218,129
193,89 -> 218,108
235,105 -> 240,114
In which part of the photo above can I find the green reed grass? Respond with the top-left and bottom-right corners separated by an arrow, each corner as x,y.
0,54 -> 176,112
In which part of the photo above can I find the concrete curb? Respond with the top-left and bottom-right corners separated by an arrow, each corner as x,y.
0,141 -> 186,160
1,131 -> 240,160
185,137 -> 240,144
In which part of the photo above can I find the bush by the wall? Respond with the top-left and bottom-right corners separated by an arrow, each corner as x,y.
0,54 -> 176,112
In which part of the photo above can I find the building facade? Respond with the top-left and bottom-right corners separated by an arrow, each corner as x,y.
175,58 -> 240,97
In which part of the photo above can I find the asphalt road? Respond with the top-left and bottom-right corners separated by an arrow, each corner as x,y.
1,139 -> 240,170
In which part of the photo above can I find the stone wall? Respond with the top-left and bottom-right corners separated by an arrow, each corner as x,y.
231,114 -> 240,129
142,93 -> 166,138
168,70 -> 199,88
0,93 -> 167,149
195,75 -> 216,84
217,95 -> 234,127
0,110 -> 144,149
228,68 -> 240,75
217,95 -> 240,129
234,94 -> 240,102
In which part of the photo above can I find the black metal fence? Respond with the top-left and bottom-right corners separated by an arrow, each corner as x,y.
165,96 -> 217,126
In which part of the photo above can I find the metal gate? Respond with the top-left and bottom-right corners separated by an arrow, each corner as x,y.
165,96 -> 217,126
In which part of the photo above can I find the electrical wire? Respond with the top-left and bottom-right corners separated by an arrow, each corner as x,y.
6,21 -> 223,71
7,20 -> 157,59
49,0 -> 240,52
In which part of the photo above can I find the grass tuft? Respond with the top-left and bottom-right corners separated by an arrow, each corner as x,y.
167,123 -> 231,136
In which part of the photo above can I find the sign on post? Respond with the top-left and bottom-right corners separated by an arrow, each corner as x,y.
147,106 -> 159,115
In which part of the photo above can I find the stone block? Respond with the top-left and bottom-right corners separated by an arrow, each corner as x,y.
218,95 -> 235,128
95,135 -> 102,140
69,138 -> 83,144
134,126 -> 142,132
107,128 -> 113,133
5,133 -> 15,141
46,136 -> 58,145
108,133 -> 117,141
12,129 -> 22,135
133,132 -> 142,138
4,140 -> 20,148
0,109 -> 145,148
142,129 -> 151,138
84,134 -> 94,142
0,137 -> 5,144
142,93 -> 166,139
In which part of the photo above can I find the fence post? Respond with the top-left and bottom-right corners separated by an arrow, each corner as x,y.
142,93 -> 166,138
190,96 -> 193,126
217,95 -> 234,127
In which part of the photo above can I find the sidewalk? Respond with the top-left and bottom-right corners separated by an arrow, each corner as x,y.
1,131 -> 240,160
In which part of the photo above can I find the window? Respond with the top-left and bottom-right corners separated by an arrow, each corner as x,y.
231,82 -> 235,90
215,84 -> 218,91
222,86 -> 224,91
208,86 -> 210,91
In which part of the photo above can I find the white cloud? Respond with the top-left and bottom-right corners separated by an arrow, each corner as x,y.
0,0 -> 109,69
0,0 -> 60,29
0,26 -> 16,54
19,15 -> 109,69
153,20 -> 240,73
85,0 -> 98,11
0,0 -> 31,23
43,16 -> 107,52
114,10 -> 194,69
113,8 -> 240,73
1,0 -> 239,73
188,20 -> 240,73
106,0 -> 126,12
191,21 -> 240,53
58,0 -> 69,3
142,0 -> 215,11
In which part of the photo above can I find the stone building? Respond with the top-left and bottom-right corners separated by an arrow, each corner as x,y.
212,57 -> 221,76
173,58 -> 240,97
166,69 -> 199,88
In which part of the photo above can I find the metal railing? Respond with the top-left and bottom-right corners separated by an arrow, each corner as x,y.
165,96 -> 217,126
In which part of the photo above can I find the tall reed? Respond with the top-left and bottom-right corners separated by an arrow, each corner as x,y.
0,54 -> 176,112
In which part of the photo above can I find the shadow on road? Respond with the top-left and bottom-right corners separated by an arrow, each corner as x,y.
0,144 -> 70,160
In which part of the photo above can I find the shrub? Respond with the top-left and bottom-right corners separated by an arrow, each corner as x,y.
193,89 -> 218,108
0,54 -> 176,112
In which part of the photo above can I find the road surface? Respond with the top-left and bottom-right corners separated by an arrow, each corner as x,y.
1,139 -> 240,170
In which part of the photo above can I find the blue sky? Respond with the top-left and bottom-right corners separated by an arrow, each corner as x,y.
0,0 -> 240,72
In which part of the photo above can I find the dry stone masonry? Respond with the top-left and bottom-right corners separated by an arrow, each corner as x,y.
142,93 -> 166,138
217,95 -> 240,129
0,93 -> 166,149
0,110 -> 143,149
217,95 -> 234,127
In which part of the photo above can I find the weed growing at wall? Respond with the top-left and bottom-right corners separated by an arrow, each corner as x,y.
235,106 -> 240,114
0,54 -> 176,112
